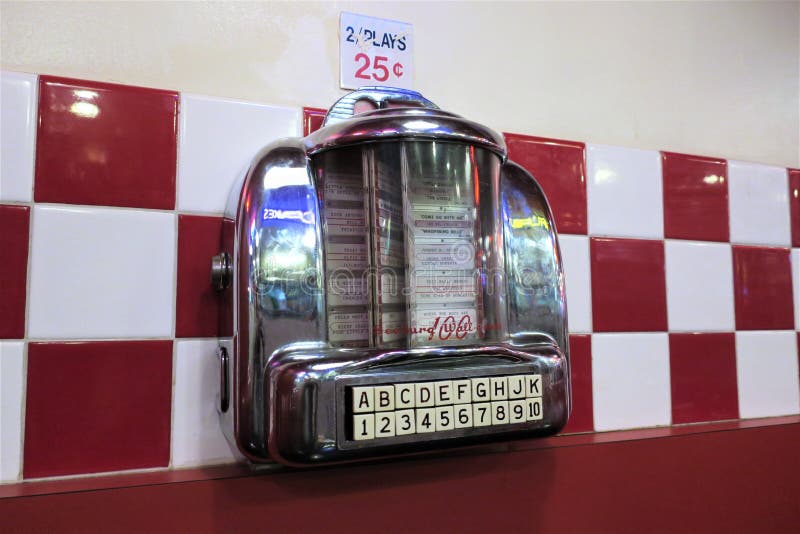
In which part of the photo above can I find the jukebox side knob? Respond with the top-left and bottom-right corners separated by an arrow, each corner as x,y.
210,252 -> 232,291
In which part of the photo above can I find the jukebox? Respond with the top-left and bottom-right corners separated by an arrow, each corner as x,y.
212,87 -> 570,466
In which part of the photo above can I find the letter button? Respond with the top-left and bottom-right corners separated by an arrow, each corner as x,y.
490,376 -> 508,400
508,375 -> 526,399
395,383 -> 415,409
453,379 -> 472,404
525,374 -> 543,398
471,377 -> 490,402
415,382 -> 435,407
374,385 -> 395,412
352,386 -> 374,413
435,381 -> 454,405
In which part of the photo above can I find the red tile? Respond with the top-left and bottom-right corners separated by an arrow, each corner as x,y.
505,133 -> 587,234
0,205 -> 30,339
303,107 -> 327,136
24,341 -> 172,478
669,333 -> 738,424
789,168 -> 800,247
662,152 -> 729,242
590,237 -> 667,332
562,334 -> 593,433
176,215 -> 231,338
34,76 -> 178,210
732,246 -> 795,330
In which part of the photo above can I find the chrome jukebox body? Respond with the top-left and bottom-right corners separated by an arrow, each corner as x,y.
215,87 -> 570,466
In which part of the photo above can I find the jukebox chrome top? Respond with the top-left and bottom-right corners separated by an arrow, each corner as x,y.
215,86 -> 570,466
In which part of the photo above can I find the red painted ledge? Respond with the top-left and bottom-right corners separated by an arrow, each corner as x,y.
2,415 -> 797,499
2,420 -> 799,533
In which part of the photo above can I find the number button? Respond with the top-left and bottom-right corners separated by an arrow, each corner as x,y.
375,412 -> 396,438
491,401 -> 510,425
527,397 -> 543,421
472,403 -> 491,427
454,404 -> 473,428
435,406 -> 455,431
353,414 -> 375,440
395,409 -> 416,436
416,408 -> 436,433
509,399 -> 527,423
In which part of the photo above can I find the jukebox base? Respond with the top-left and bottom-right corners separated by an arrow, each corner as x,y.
264,344 -> 569,465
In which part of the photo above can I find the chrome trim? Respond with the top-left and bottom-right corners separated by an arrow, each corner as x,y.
324,86 -> 439,125
306,107 -> 507,159
230,138 -> 325,461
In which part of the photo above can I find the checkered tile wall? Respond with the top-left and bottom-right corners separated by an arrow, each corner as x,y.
1,73 -> 798,483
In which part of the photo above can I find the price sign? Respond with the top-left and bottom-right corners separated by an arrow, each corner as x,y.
340,12 -> 413,90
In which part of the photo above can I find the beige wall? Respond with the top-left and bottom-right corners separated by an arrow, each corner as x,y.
2,1 -> 798,167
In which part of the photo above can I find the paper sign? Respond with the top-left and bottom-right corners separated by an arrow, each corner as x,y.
340,12 -> 413,90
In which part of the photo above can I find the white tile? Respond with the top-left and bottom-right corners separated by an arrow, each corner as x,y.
736,332 -> 800,419
375,412 -> 396,438
452,379 -> 472,404
470,377 -> 490,403
28,205 -> 176,339
0,71 -> 37,202
509,399 -> 527,423
415,408 -> 436,433
395,409 -> 415,435
508,375 -> 526,399
435,406 -> 455,431
586,144 -> 663,239
434,381 -> 453,406
665,240 -> 734,332
728,162 -> 791,246
454,404 -> 473,428
472,403 -> 492,427
491,401 -> 510,425
592,333 -> 671,431
373,385 -> 394,412
524,374 -> 543,398
352,386 -> 374,413
526,397 -> 544,421
792,249 -> 800,331
415,382 -> 435,407
559,234 -> 592,333
395,383 -> 415,409
490,376 -> 508,400
0,342 -> 24,483
172,340 -> 238,467
177,94 -> 301,214
353,414 -> 375,440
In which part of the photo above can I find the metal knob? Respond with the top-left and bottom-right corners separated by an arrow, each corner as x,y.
210,252 -> 232,291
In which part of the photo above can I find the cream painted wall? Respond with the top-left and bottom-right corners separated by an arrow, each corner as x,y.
2,1 -> 798,167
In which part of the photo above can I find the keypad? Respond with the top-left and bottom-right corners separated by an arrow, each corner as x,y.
350,374 -> 543,441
